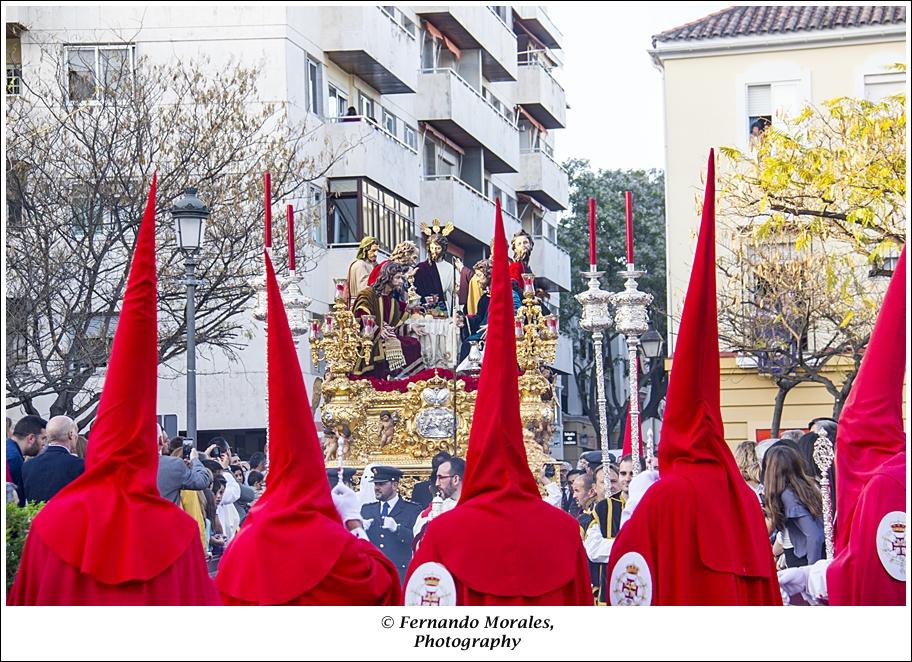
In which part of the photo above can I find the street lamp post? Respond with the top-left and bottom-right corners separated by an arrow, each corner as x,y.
171,188 -> 210,447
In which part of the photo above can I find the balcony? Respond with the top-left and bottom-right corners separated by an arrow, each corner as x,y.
507,148 -> 569,211
516,56 -> 567,129
322,6 -> 418,94
415,6 -> 517,81
419,175 -> 521,250
529,235 -> 571,292
515,7 -> 563,49
417,68 -> 520,173
324,116 -> 420,204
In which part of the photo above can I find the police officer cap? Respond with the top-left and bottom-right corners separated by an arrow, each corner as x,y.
371,465 -> 403,484
580,451 -> 604,466
326,467 -> 356,487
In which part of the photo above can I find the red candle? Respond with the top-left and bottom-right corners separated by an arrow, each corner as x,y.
588,197 -> 597,266
286,204 -> 295,270
625,191 -> 634,264
264,172 -> 272,248
522,273 -> 535,296
514,318 -> 524,339
310,319 -> 320,337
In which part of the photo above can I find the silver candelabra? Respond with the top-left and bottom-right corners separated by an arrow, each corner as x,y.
576,267 -> 614,499
812,428 -> 835,559
609,264 -> 652,477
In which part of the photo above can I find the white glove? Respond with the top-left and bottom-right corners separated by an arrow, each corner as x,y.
382,517 -> 398,532
777,566 -> 810,599
363,518 -> 374,530
331,483 -> 363,523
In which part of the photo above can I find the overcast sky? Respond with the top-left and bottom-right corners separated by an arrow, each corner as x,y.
548,2 -> 731,172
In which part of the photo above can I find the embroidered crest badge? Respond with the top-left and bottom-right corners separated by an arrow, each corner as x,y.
609,551 -> 653,606
876,511 -> 907,582
404,562 -> 457,606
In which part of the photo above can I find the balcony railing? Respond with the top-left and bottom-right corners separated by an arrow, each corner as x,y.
517,50 -> 566,92
420,67 -> 519,131
521,146 -> 567,172
379,6 -> 417,39
326,114 -> 419,155
423,174 -> 521,223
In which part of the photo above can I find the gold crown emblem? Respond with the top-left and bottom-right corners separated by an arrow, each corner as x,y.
420,219 -> 455,238
625,564 -> 640,575
423,575 -> 441,587
890,522 -> 906,534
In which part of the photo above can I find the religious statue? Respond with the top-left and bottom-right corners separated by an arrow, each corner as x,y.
352,261 -> 424,378
414,220 -> 462,316
344,235 -> 379,307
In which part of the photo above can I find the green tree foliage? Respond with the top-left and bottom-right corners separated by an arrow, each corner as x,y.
6,500 -> 45,591
558,161 -> 667,446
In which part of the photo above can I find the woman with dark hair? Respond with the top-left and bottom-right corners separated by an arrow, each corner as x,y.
763,444 -> 825,568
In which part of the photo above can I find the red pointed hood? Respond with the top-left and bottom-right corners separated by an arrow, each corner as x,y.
413,199 -> 583,597
216,252 -> 352,604
30,175 -> 200,584
834,247 -> 906,553
657,150 -> 773,578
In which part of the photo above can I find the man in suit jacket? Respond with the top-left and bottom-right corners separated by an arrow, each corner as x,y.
22,416 -> 84,504
360,465 -> 421,584
410,451 -> 451,509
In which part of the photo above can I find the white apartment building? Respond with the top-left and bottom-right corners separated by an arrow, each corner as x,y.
5,6 -> 572,457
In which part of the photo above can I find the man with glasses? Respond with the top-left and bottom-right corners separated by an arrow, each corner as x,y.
412,457 -> 465,544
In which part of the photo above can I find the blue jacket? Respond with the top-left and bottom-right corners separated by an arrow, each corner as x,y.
22,445 -> 84,504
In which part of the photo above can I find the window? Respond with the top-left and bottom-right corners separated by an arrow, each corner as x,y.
746,81 -> 799,135
403,124 -> 417,151
359,92 -> 376,121
307,183 -> 326,246
382,108 -> 397,136
870,244 -> 901,277
6,296 -> 28,362
65,44 -> 134,102
6,63 -> 21,96
361,181 -> 414,251
74,313 -> 119,369
328,83 -> 348,118
423,135 -> 461,178
864,72 -> 905,102
306,56 -> 323,115
327,178 -> 414,250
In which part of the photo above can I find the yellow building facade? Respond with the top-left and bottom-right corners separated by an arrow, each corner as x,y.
651,7 -> 906,442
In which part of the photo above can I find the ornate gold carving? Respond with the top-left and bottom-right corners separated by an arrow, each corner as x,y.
311,295 -> 372,378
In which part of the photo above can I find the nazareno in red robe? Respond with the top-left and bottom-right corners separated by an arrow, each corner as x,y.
606,151 -> 780,606
403,199 -> 592,606
827,249 -> 906,606
215,253 -> 401,606
8,176 -> 219,606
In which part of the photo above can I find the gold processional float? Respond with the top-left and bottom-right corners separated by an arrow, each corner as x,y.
303,233 -> 562,497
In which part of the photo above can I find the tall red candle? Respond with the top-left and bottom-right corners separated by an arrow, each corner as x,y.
588,197 -> 596,266
264,172 -> 272,248
624,190 -> 634,264
286,204 -> 295,270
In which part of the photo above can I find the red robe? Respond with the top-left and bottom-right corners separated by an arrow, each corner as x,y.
606,474 -> 781,605
827,452 -> 906,606
8,533 -> 219,606
408,531 -> 593,605
220,537 -> 401,606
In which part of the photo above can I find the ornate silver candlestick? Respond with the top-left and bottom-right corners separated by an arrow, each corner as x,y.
812,428 -> 835,559
609,264 -> 652,477
576,267 -> 614,498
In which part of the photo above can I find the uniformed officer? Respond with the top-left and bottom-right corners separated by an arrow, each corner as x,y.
360,465 -> 421,584
326,467 -> 357,489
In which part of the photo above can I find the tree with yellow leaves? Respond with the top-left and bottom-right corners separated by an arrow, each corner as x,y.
717,77 -> 905,431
